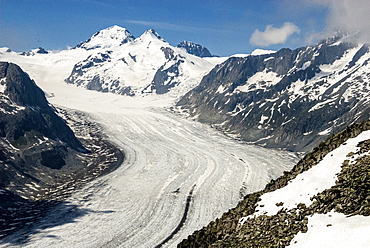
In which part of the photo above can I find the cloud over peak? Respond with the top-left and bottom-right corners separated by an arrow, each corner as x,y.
325,0 -> 370,43
249,22 -> 300,47
301,0 -> 370,44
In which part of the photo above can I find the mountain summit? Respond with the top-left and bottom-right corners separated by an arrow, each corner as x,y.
137,29 -> 166,43
177,41 -> 213,57
75,25 -> 135,50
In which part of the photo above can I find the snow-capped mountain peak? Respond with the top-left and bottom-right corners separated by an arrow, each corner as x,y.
0,47 -> 12,53
63,26 -> 225,97
75,25 -> 135,50
137,29 -> 166,43
0,25 -> 225,98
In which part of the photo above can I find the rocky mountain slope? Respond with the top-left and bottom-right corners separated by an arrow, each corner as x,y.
178,119 -> 370,247
0,62 -> 123,237
0,61 -> 85,156
176,34 -> 370,152
65,26 -> 224,96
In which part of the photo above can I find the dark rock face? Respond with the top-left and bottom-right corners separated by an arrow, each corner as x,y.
150,60 -> 183,94
0,62 -> 85,150
35,47 -> 48,54
177,41 -> 213,57
161,47 -> 175,60
177,35 -> 370,152
1,62 -> 48,107
143,48 -> 189,94
0,62 -> 88,199
0,62 -> 86,233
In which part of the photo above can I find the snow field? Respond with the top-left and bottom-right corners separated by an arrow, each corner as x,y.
240,130 -> 370,223
288,211 -> 370,248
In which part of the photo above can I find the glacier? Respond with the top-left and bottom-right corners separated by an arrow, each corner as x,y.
0,44 -> 299,247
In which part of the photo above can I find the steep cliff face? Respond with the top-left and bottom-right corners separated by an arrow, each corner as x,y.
178,120 -> 370,247
0,62 -> 85,151
0,62 -> 90,200
177,35 -> 370,152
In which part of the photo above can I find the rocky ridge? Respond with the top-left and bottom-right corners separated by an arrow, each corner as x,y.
176,41 -> 213,57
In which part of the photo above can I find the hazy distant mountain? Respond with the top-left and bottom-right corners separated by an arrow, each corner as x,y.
0,47 -> 12,53
177,34 -> 370,152
20,47 -> 49,56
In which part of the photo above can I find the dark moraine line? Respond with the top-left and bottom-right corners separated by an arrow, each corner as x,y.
154,185 -> 196,248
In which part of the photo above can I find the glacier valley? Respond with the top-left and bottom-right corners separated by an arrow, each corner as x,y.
0,44 -> 299,247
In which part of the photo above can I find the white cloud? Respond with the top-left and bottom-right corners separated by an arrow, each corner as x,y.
249,22 -> 300,47
304,0 -> 370,43
125,20 -> 225,34
327,0 -> 370,42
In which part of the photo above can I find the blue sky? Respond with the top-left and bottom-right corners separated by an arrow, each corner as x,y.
0,0 -> 367,56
